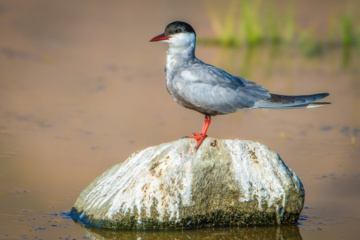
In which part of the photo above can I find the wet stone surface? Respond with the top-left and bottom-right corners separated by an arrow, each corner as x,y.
71,138 -> 304,230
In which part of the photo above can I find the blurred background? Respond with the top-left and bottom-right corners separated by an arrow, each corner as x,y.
0,0 -> 359,239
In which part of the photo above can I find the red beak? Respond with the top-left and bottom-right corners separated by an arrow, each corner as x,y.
150,33 -> 170,42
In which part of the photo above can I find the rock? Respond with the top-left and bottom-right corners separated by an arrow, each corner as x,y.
74,220 -> 303,239
71,138 -> 304,230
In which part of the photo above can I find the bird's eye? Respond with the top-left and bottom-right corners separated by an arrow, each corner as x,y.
176,29 -> 182,33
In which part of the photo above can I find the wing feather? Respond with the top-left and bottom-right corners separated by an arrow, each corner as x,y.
169,61 -> 270,115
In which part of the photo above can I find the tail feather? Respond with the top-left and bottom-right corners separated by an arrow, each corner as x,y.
254,93 -> 330,109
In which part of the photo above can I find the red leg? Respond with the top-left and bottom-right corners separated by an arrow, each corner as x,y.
187,115 -> 212,149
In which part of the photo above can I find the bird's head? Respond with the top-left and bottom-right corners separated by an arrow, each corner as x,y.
150,21 -> 196,49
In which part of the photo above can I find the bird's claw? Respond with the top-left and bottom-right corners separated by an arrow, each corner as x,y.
186,133 -> 207,149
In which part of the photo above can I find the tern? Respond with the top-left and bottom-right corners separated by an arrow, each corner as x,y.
150,21 -> 330,149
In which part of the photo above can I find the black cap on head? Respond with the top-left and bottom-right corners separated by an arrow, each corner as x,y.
164,21 -> 196,36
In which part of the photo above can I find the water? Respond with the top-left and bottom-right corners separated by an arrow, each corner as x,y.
0,0 -> 359,239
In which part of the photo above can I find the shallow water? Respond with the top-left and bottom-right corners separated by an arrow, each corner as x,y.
0,0 -> 359,239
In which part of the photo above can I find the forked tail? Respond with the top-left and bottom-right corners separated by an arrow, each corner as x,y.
254,93 -> 330,109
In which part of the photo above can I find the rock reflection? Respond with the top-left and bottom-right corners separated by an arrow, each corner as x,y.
75,222 -> 302,240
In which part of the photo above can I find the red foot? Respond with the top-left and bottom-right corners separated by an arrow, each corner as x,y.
186,115 -> 212,149
187,133 -> 208,149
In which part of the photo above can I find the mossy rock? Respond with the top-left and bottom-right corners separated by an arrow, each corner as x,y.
71,138 -> 304,230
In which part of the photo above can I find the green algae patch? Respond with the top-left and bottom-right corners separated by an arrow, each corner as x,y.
71,207 -> 300,230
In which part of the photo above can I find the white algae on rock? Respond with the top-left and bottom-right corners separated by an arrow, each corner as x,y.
71,138 -> 305,230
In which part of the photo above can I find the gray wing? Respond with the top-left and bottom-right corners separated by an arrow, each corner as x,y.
169,62 -> 271,116
253,93 -> 330,109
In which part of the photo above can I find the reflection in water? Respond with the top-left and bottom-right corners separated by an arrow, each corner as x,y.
75,221 -> 302,240
341,46 -> 351,69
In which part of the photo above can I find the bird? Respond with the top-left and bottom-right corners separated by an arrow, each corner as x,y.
149,21 -> 330,149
